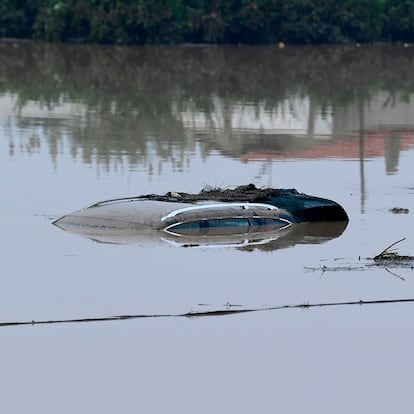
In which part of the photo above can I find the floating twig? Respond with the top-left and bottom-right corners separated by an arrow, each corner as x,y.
2,297 -> 414,328
374,238 -> 414,262
304,265 -> 365,272
374,238 -> 406,259
384,267 -> 406,281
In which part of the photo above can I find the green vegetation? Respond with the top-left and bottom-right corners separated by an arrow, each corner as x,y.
0,0 -> 414,44
385,0 -> 414,41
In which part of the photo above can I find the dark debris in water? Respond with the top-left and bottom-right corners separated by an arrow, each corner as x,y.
389,207 -> 409,214
373,252 -> 414,262
305,238 -> 414,274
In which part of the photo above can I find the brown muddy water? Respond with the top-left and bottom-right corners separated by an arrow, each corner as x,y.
1,41 -> 414,413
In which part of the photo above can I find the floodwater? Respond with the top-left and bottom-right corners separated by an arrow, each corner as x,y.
1,40 -> 414,412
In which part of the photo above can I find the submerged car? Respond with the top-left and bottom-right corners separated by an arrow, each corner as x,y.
52,184 -> 348,249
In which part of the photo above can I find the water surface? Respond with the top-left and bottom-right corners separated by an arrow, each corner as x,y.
1,41 -> 414,413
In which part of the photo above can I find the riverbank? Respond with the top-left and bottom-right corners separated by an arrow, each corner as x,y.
1,0 -> 414,45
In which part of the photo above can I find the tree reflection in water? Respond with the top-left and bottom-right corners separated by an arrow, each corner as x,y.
1,41 -> 414,177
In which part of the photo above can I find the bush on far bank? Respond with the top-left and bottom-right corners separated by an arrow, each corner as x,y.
1,0 -> 414,44
384,0 -> 414,41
